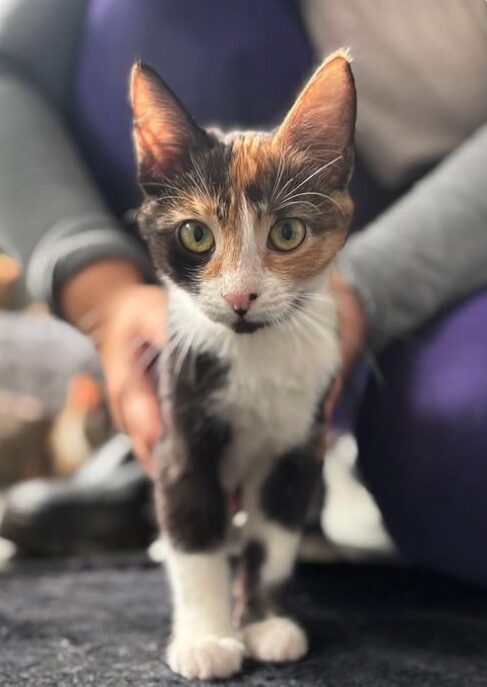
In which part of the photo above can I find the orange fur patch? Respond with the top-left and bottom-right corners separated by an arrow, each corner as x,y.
208,135 -> 352,282
264,225 -> 347,282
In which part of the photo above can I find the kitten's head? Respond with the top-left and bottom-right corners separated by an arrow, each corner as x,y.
130,51 -> 356,333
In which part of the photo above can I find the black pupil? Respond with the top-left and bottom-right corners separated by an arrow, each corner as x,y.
281,223 -> 294,241
193,224 -> 204,242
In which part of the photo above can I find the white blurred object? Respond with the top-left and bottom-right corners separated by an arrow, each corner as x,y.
148,536 -> 166,564
0,536 -> 15,569
321,434 -> 396,559
0,493 -> 16,569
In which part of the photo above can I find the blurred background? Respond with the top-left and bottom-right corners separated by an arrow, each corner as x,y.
0,255 -> 112,562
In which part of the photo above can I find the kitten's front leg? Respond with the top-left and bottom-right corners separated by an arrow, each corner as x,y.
155,429 -> 244,679
165,545 -> 244,680
238,443 -> 319,664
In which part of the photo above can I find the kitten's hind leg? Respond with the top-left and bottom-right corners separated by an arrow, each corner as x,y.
238,445 -> 319,663
239,529 -> 308,664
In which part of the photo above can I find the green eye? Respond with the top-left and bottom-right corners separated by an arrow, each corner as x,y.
268,218 -> 306,252
178,220 -> 215,254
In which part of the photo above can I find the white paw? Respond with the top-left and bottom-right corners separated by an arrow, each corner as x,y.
243,617 -> 308,663
167,636 -> 245,680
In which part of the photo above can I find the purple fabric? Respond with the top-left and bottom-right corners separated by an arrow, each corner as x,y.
74,0 -> 312,214
357,289 -> 487,585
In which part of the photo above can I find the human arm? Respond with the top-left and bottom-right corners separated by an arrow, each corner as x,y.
0,0 -> 161,472
0,0 -> 152,309
0,61 -> 152,310
338,123 -> 487,353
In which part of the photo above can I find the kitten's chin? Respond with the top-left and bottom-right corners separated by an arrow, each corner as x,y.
231,320 -> 268,335
204,310 -> 270,334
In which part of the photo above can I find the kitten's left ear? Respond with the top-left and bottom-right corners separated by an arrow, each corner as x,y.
275,50 -> 356,187
130,62 -> 210,187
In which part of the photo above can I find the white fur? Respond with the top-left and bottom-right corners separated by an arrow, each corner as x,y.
167,636 -> 244,680
165,546 -> 245,679
166,548 -> 235,638
243,617 -> 308,663
249,519 -> 301,586
165,272 -> 339,490
321,434 -> 396,557
243,477 -> 301,585
162,277 -> 337,678
212,198 -> 263,302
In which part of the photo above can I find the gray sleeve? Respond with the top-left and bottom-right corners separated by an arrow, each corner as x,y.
339,123 -> 487,351
0,0 -> 152,311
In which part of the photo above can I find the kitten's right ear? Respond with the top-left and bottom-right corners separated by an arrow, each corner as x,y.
130,62 -> 209,186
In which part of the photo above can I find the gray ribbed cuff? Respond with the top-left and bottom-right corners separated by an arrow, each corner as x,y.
26,216 -> 154,313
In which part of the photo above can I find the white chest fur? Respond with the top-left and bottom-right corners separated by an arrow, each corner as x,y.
164,283 -> 340,488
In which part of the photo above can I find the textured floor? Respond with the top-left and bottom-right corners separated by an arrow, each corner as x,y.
1,556 -> 487,687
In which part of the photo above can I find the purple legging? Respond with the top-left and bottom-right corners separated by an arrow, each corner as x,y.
356,289 -> 487,586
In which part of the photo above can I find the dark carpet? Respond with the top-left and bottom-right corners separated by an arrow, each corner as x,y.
1,556 -> 487,687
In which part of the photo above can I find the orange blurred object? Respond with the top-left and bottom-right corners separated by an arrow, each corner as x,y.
0,254 -> 22,310
69,374 -> 102,410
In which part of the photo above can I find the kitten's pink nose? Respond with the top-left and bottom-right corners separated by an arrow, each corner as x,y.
223,292 -> 258,317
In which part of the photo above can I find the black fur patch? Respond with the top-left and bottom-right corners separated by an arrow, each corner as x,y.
232,320 -> 268,334
245,181 -> 264,205
162,467 -> 227,551
242,539 -> 266,592
143,226 -> 212,293
155,350 -> 232,551
260,377 -> 333,531
138,134 -> 233,290
239,539 -> 284,624
261,440 -> 320,530
215,203 -> 226,222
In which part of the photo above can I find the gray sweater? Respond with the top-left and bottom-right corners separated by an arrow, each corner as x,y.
304,0 -> 487,348
0,0 -> 486,350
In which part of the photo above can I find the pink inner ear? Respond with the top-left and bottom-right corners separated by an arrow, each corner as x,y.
130,64 -> 201,183
130,64 -> 179,166
276,52 -> 356,160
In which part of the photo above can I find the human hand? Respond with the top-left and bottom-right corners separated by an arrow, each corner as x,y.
95,284 -> 166,477
59,260 -> 166,477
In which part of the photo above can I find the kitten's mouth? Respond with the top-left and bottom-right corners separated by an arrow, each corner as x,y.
229,301 -> 302,334
212,301 -> 302,334
231,320 -> 268,335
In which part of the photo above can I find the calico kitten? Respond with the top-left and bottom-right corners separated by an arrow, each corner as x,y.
130,50 -> 356,680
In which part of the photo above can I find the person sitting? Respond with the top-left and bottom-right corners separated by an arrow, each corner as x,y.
1,0 -> 487,584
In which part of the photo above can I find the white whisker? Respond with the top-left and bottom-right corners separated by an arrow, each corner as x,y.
190,156 -> 212,199
273,175 -> 295,203
274,199 -> 320,213
270,154 -> 286,203
276,155 -> 342,204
